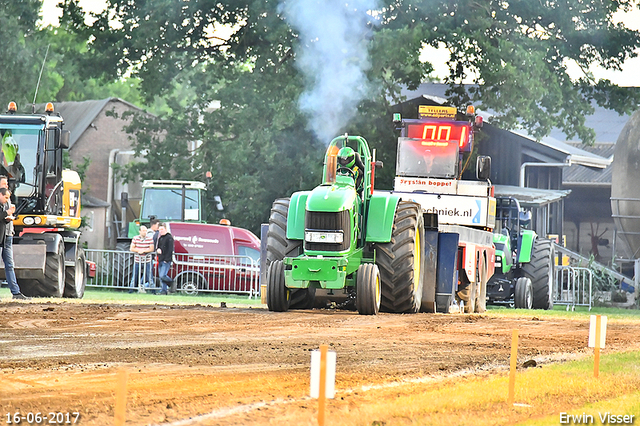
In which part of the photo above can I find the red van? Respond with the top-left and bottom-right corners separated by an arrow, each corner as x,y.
165,222 -> 261,295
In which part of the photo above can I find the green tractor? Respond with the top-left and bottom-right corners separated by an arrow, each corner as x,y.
265,135 -> 424,315
486,197 -> 555,309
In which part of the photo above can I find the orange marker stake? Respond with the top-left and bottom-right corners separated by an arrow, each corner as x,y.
508,329 -> 519,405
317,344 -> 328,426
318,344 -> 328,426
114,369 -> 128,426
594,315 -> 601,378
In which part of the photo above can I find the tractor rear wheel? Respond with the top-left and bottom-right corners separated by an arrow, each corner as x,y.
114,241 -> 134,288
523,238 -> 555,310
377,201 -> 425,313
266,260 -> 289,312
514,276 -> 533,309
356,264 -> 381,315
64,247 -> 86,298
266,198 -> 314,309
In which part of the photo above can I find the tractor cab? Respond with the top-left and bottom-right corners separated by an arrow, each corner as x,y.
487,195 -> 553,309
322,135 -> 374,198
126,180 -> 208,238
494,196 -> 532,263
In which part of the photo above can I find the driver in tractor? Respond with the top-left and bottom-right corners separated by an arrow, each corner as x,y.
337,146 -> 365,193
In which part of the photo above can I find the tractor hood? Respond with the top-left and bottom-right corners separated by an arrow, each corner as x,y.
306,181 -> 358,213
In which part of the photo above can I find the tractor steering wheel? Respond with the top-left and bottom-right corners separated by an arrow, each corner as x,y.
337,167 -> 356,179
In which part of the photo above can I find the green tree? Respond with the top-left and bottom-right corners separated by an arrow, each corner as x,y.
0,0 -> 59,108
63,0 -> 640,231
0,1 -> 145,109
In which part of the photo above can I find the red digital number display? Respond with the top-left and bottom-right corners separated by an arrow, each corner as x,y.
407,122 -> 470,149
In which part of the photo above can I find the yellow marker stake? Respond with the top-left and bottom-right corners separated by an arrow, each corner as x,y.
594,315 -> 601,378
318,344 -> 328,426
114,369 -> 128,426
508,329 -> 518,405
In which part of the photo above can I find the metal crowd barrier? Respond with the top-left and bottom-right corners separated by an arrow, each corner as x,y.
554,265 -> 593,310
84,249 -> 260,298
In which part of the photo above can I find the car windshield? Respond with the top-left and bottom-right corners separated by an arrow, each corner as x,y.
237,246 -> 260,266
0,127 -> 40,198
141,188 -> 201,221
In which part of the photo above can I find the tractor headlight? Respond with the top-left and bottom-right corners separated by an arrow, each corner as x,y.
23,217 -> 35,225
305,231 -> 344,244
34,216 -> 42,224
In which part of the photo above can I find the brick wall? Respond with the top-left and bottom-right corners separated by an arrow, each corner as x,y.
68,100 -> 144,249
67,100 -> 136,203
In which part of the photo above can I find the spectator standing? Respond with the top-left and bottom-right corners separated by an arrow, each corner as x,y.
148,219 -> 160,249
156,223 -> 175,295
129,225 -> 154,293
0,177 -> 29,300
147,218 -> 161,290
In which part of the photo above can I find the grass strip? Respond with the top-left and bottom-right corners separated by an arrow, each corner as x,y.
324,350 -> 640,426
486,305 -> 640,321
0,287 -> 264,307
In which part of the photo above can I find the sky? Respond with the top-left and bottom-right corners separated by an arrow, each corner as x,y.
41,0 -> 640,87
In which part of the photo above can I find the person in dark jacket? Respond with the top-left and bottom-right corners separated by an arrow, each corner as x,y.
0,180 -> 29,300
148,218 -> 161,249
0,188 -> 28,300
156,223 -> 175,295
0,187 -> 9,246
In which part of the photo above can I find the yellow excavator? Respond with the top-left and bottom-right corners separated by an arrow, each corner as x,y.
0,101 -> 86,297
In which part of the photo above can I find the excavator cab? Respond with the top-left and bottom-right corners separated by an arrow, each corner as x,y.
0,104 -> 75,223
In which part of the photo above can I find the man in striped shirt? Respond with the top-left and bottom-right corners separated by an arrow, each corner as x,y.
129,225 -> 154,293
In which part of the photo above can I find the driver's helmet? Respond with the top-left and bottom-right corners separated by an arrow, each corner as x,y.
519,210 -> 532,228
337,146 -> 356,168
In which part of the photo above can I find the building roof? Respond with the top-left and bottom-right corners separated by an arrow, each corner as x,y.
520,133 -> 612,169
562,142 -> 616,186
37,98 -> 143,149
494,185 -> 571,207
402,83 -> 633,144
82,194 -> 110,208
547,105 -> 631,143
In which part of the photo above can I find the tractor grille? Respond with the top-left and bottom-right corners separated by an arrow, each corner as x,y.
305,210 -> 351,252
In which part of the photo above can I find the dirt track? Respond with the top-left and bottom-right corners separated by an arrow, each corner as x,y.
1,300 -> 639,425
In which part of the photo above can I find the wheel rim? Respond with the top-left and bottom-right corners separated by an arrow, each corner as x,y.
182,282 -> 198,295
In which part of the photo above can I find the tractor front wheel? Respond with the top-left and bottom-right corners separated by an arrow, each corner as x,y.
266,198 -> 315,309
514,276 -> 533,309
266,260 -> 289,312
356,264 -> 381,315
523,238 -> 555,310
